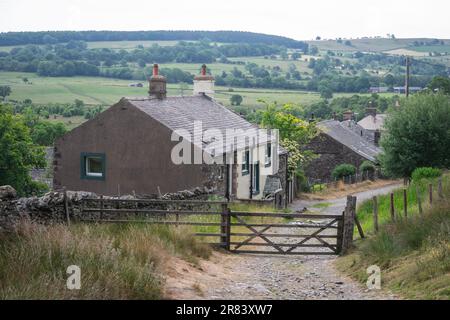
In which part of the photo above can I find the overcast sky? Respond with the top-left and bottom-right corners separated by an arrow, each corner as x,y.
0,0 -> 449,40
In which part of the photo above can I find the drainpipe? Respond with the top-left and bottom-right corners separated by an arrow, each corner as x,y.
249,163 -> 253,200
225,164 -> 230,201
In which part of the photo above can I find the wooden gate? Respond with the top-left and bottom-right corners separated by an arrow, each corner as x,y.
228,212 -> 343,255
77,196 -> 356,256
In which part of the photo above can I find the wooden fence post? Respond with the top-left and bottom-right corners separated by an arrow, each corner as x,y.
221,203 -> 231,250
352,195 -> 365,239
132,190 -> 138,217
341,195 -> 356,255
390,192 -> 395,221
100,195 -> 104,220
429,183 -> 433,206
63,188 -> 70,226
337,212 -> 344,254
416,187 -> 423,216
373,196 -> 379,233
438,178 -> 443,199
403,189 -> 408,219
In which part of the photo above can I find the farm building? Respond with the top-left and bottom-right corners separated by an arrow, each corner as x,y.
53,64 -> 291,204
303,118 -> 381,182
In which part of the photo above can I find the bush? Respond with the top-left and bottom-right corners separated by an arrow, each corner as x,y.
332,164 -> 356,179
24,181 -> 50,196
411,167 -> 442,182
359,160 -> 376,173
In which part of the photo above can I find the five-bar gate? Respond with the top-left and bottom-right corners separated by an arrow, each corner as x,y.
78,196 -> 357,255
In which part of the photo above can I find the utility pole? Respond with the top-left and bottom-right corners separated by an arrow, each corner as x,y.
405,56 -> 410,98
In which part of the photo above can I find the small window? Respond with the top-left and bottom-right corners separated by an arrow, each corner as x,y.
242,149 -> 250,175
81,153 -> 105,180
265,143 -> 272,167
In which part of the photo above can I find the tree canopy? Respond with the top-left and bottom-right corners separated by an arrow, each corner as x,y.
0,104 -> 46,195
380,94 -> 450,178
427,76 -> 450,95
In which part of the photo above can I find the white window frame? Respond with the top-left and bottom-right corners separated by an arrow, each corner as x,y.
86,157 -> 104,178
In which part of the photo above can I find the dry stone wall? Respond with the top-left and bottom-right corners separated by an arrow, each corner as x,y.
0,185 -> 216,232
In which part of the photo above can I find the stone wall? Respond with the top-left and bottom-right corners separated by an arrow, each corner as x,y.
0,185 -> 216,233
303,133 -> 369,181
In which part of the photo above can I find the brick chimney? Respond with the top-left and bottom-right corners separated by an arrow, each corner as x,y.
343,110 -> 354,121
149,64 -> 167,99
193,64 -> 215,97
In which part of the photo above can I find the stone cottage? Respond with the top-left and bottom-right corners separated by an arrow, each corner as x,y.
53,64 -> 291,203
304,119 -> 381,181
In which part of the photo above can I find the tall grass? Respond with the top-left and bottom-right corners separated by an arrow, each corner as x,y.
356,174 -> 449,234
0,222 -> 211,299
337,174 -> 450,299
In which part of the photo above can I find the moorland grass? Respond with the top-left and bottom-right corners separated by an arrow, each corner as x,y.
337,174 -> 450,300
0,222 -> 211,299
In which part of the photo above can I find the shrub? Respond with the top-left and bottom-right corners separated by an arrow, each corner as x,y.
24,181 -> 50,196
411,167 -> 441,182
332,164 -> 356,179
359,160 -> 376,173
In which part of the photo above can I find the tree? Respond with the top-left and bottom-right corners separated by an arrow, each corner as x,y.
291,52 -> 301,60
260,102 -> 317,144
383,74 -> 395,87
380,94 -> 450,178
230,94 -> 243,106
309,46 -> 319,55
427,76 -> 450,94
137,59 -> 146,68
30,121 -> 67,146
0,86 -> 11,100
319,86 -> 333,99
0,104 -> 46,195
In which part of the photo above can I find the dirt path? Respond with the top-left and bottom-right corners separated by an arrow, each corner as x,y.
165,183 -> 403,300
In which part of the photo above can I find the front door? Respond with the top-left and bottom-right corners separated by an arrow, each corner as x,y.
252,162 -> 260,195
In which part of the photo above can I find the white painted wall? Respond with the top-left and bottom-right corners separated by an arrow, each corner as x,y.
235,142 -> 277,200
193,79 -> 215,97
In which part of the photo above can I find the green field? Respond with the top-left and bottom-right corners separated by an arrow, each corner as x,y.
409,45 -> 450,53
86,40 -> 182,50
308,38 -> 450,54
1,72 -> 394,110
0,71 -> 319,106
228,56 -> 313,74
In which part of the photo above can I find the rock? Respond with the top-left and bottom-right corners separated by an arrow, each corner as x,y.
0,185 -> 17,200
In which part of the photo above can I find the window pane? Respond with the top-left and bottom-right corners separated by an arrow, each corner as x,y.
87,157 -> 103,175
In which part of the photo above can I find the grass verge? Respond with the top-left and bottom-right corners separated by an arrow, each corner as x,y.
336,175 -> 450,300
0,221 -> 211,299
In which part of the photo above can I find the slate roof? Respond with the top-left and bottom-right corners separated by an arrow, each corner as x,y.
357,114 -> 386,131
318,120 -> 381,162
125,95 -> 277,155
